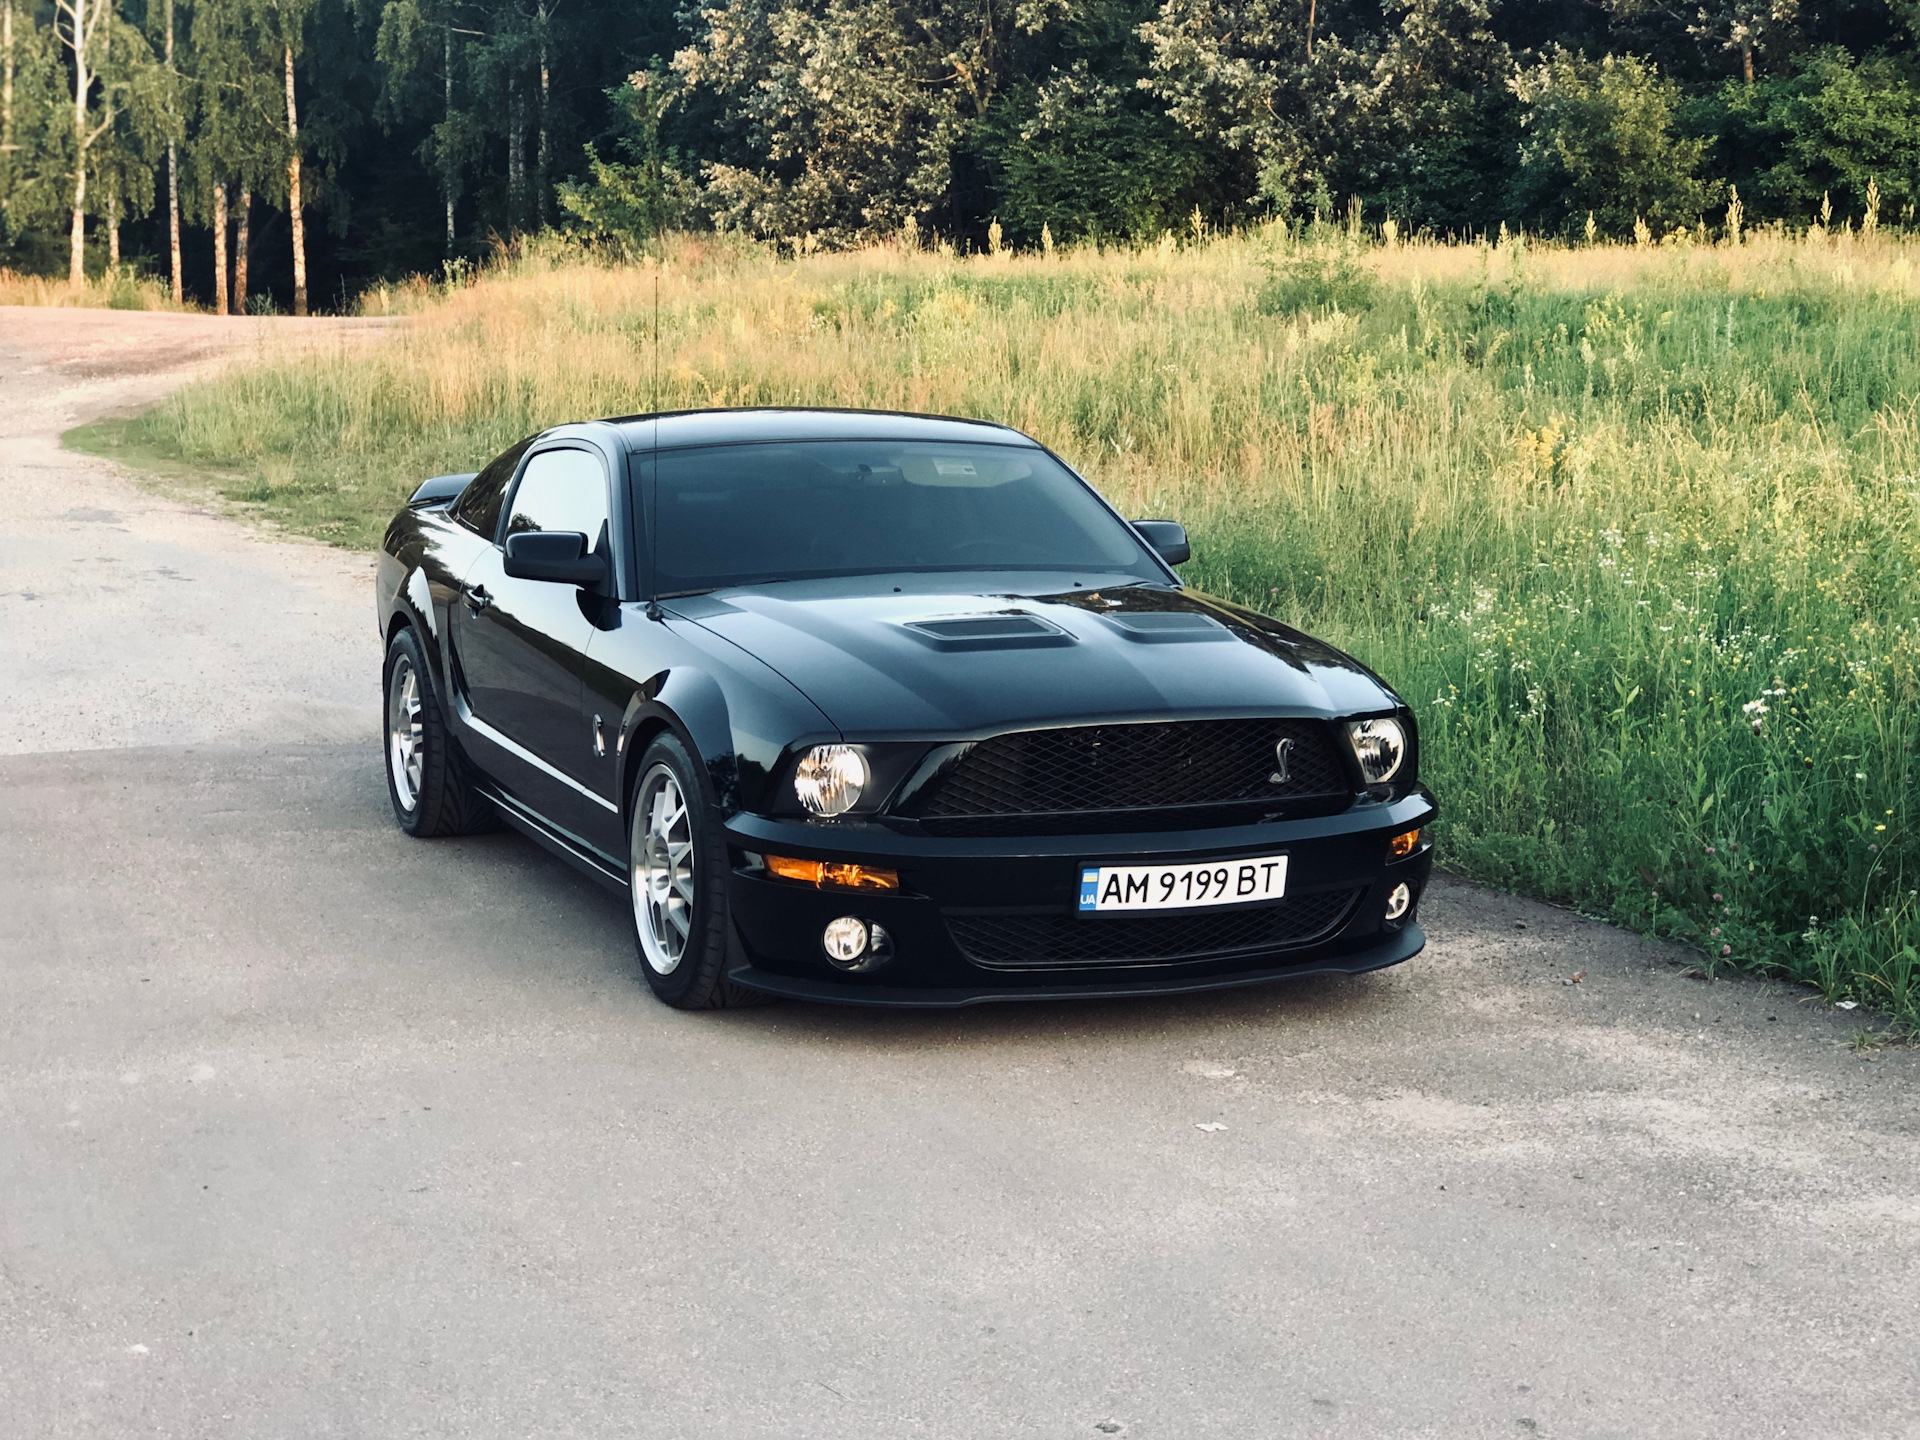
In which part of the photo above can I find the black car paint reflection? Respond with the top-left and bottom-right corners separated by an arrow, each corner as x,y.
376,409 -> 1437,1006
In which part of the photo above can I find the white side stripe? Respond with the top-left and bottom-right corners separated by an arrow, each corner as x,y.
456,699 -> 620,813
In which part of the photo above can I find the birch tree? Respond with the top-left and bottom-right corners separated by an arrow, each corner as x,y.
4,10 -> 70,237
376,0 -> 481,251
191,0 -> 284,310
53,0 -> 114,284
154,0 -> 186,300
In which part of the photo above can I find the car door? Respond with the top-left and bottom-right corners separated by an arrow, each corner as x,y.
450,444 -> 616,842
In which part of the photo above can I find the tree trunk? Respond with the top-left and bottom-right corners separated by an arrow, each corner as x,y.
508,88 -> 522,230
1,0 -> 10,241
213,181 -> 228,315
1306,0 -> 1316,59
536,5 -> 549,228
284,45 -> 307,316
102,97 -> 116,267
235,188 -> 249,313
67,0 -> 90,288
167,144 -> 182,302
165,0 -> 181,304
443,21 -> 454,252
3,0 -> 15,168
1742,40 -> 1754,84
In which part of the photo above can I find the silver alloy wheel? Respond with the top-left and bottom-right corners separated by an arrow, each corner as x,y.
633,763 -> 696,975
387,656 -> 424,812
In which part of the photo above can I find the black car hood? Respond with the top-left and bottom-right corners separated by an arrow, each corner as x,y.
668,578 -> 1401,738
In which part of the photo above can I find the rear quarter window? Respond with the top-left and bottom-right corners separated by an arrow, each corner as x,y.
454,437 -> 535,540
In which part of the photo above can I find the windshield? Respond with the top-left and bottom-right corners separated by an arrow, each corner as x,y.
643,439 -> 1161,594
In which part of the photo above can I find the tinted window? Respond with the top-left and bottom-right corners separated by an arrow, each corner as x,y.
506,448 -> 610,550
650,440 -> 1155,593
453,436 -> 534,539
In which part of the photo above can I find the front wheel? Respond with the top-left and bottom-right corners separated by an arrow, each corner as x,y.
383,627 -> 495,837
628,733 -> 770,1009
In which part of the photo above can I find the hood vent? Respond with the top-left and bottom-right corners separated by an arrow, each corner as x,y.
1102,611 -> 1232,643
901,612 -> 1073,651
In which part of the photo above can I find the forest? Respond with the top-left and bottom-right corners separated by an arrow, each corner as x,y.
1,0 -> 1918,310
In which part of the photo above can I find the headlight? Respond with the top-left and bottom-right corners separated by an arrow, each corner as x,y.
794,744 -> 869,816
1347,717 -> 1407,785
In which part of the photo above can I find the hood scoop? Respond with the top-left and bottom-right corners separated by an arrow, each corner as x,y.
1101,610 -> 1233,643
900,611 -> 1074,652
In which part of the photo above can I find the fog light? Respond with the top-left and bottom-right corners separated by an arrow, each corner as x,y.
821,917 -> 894,972
1385,881 -> 1413,921
1388,828 -> 1421,860
822,916 -> 869,965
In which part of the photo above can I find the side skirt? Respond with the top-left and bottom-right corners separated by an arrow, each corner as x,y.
478,782 -> 629,895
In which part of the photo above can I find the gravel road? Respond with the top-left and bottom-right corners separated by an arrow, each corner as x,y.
1,306 -> 1916,1440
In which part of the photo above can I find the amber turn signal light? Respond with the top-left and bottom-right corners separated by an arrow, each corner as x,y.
766,855 -> 900,891
1387,828 -> 1421,860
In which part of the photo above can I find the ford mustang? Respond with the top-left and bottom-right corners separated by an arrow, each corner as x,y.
376,409 -> 1436,1007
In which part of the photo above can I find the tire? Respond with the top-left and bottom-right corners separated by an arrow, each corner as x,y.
627,732 -> 774,1009
383,626 -> 496,837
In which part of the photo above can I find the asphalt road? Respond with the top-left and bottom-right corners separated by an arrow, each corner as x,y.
2,308 -> 1917,1440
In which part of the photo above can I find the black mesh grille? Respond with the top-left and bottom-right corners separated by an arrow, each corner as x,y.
908,719 -> 1350,835
947,888 -> 1363,970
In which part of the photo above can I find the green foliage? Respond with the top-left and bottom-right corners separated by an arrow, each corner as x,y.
0,7 -> 77,240
974,0 -> 1235,247
7,0 -> 1920,282
1715,48 -> 1920,224
672,0 -> 994,243
1512,50 -> 1723,236
555,72 -> 692,247
1140,0 -> 1512,231
1256,237 -> 1377,313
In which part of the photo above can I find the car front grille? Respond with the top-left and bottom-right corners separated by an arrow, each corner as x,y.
904,719 -> 1351,836
945,887 -> 1364,970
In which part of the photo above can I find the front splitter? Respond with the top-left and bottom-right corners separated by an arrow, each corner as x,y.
725,923 -> 1425,1008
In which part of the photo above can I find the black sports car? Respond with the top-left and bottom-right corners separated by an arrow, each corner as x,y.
375,409 -> 1436,1008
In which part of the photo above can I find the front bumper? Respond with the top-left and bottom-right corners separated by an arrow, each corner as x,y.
720,789 -> 1438,1007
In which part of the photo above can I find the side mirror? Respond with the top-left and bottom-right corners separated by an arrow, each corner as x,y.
503,530 -> 609,589
1132,519 -> 1191,566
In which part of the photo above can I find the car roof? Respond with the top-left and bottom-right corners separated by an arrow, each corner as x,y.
598,407 -> 1041,452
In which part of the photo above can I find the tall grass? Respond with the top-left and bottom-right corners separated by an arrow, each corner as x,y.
109,228 -> 1920,1029
0,266 -> 189,310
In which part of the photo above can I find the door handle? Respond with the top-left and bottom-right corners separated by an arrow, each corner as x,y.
465,584 -> 493,615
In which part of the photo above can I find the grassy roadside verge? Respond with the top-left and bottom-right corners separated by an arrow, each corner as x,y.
73,231 -> 1920,1032
2,268 -> 192,310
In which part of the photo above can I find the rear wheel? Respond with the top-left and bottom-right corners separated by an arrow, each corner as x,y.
383,626 -> 495,837
629,733 -> 771,1009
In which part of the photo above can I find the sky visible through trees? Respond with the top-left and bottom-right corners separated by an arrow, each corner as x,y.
2,0 -> 1918,308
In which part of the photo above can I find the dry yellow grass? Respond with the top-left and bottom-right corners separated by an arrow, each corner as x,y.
0,266 -> 191,310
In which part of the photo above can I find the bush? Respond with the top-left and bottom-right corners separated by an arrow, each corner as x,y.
1257,242 -> 1377,314
1713,48 -> 1920,225
1512,50 -> 1723,236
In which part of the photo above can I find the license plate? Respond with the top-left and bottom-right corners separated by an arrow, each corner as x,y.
1078,854 -> 1288,914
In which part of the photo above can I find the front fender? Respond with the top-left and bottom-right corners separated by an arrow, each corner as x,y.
615,667 -> 743,822
586,605 -> 837,839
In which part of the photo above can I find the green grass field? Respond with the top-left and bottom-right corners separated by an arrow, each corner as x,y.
72,228 -> 1920,1030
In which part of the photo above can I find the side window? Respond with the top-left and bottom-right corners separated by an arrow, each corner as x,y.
505,448 -> 611,550
454,436 -> 534,539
